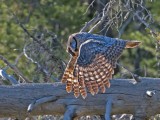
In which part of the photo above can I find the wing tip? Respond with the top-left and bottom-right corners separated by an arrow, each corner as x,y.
125,41 -> 141,48
82,94 -> 87,99
66,81 -> 73,93
90,91 -> 95,96
66,88 -> 72,93
74,93 -> 80,98
101,88 -> 106,93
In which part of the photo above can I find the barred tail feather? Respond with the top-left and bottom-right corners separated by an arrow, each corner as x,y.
83,68 -> 95,96
86,80 -> 95,95
66,80 -> 73,93
61,67 -> 74,93
91,80 -> 99,94
61,72 -> 68,83
62,55 -> 78,94
102,79 -> 110,88
78,66 -> 87,99
73,81 -> 80,98
72,65 -> 80,98
97,79 -> 106,93
79,77 -> 87,99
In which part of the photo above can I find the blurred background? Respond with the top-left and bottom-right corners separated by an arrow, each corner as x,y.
0,0 -> 160,119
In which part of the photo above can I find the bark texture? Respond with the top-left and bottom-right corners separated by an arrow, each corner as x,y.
0,77 -> 160,119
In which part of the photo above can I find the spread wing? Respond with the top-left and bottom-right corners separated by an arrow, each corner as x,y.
62,38 -> 126,99
73,39 -> 126,98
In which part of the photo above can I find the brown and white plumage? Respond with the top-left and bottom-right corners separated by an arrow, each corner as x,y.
61,32 -> 141,99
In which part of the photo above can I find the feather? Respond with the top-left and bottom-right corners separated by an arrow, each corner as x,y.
62,32 -> 140,99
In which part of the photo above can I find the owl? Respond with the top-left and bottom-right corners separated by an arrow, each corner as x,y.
62,32 -> 141,99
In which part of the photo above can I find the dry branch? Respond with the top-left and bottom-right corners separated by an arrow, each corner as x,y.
105,97 -> 112,120
0,78 -> 160,119
80,14 -> 100,32
0,55 -> 30,83
0,69 -> 18,85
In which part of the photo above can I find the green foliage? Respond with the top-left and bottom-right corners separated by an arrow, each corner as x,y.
118,1 -> 160,78
0,0 -> 89,82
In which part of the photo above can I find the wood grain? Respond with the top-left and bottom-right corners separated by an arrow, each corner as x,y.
0,78 -> 159,119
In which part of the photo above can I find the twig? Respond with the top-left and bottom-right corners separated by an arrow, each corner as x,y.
83,0 -> 96,15
23,45 -> 59,82
105,97 -> 112,120
27,96 -> 57,112
12,13 -> 52,54
0,69 -> 18,85
89,1 -> 113,33
117,63 -> 141,82
14,52 -> 24,65
134,12 -> 156,36
23,44 -> 37,64
80,13 -> 100,32
118,14 -> 133,38
12,13 -> 66,77
89,2 -> 110,33
123,1 -> 157,37
63,106 -> 76,120
0,55 -> 30,83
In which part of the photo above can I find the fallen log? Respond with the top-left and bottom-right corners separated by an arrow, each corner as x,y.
0,77 -> 159,119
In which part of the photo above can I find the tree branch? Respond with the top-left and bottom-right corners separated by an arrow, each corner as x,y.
80,14 -> 100,32
27,96 -> 57,112
0,55 -> 30,83
88,1 -> 111,33
0,78 -> 159,119
0,69 -> 18,85
105,97 -> 112,120
63,105 -> 76,120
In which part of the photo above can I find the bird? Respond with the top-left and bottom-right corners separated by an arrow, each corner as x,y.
61,32 -> 141,99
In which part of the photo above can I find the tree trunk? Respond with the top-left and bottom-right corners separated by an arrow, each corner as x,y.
0,78 -> 159,119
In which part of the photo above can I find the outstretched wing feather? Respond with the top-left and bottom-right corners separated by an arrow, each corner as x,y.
62,38 -> 126,98
75,39 -> 126,98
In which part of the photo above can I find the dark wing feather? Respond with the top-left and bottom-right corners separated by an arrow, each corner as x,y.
74,39 -> 126,98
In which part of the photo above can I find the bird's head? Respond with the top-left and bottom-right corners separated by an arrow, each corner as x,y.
67,32 -> 92,52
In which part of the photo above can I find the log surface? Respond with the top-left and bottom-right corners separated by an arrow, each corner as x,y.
0,77 -> 160,119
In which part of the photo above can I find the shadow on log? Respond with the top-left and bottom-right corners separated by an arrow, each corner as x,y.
0,77 -> 160,119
